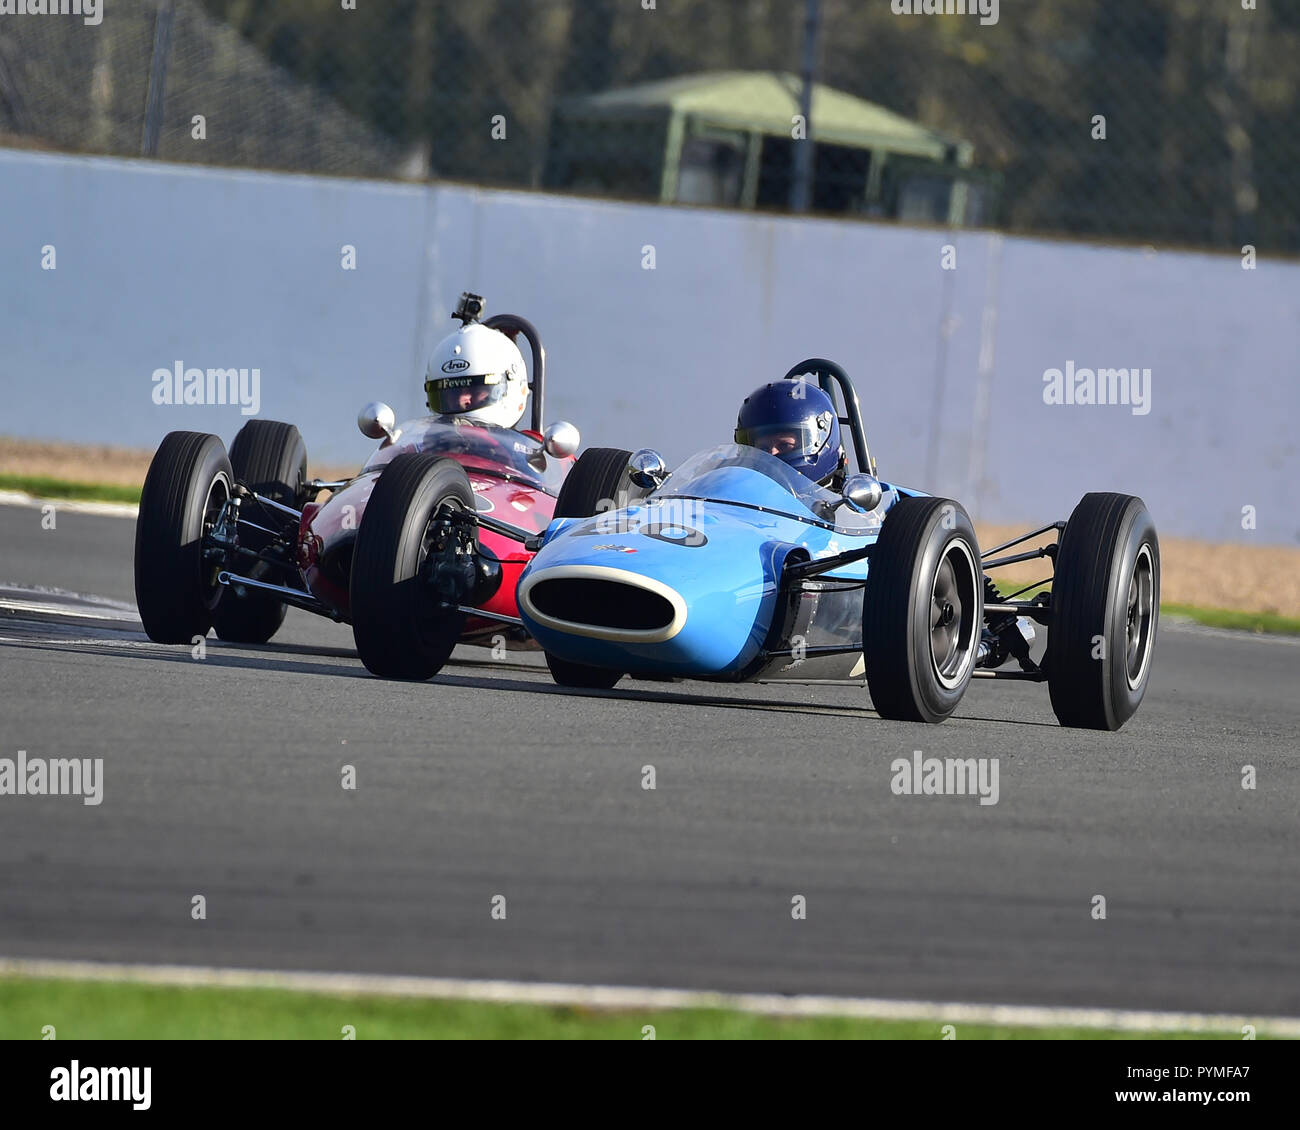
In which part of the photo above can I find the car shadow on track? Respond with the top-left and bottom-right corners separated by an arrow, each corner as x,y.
425,673 -> 1063,728
1,627 -> 1062,727
435,672 -> 883,721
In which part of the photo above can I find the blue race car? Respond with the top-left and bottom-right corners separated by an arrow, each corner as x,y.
517,359 -> 1159,730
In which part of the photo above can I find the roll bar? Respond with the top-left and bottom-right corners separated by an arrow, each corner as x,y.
780,357 -> 875,477
484,313 -> 546,434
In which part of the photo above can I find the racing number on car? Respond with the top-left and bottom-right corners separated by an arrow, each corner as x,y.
641,523 -> 707,548
570,519 -> 707,547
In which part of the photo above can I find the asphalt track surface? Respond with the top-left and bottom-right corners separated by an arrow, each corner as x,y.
1,503 -> 1297,1017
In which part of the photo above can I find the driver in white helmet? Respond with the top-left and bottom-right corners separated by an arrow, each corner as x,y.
423,307 -> 530,430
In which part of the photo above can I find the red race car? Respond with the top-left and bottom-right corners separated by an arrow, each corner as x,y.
134,292 -> 631,679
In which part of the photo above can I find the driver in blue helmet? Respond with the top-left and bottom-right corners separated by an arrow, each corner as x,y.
735,379 -> 847,490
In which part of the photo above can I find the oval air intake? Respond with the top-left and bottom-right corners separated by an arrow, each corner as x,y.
527,577 -> 675,632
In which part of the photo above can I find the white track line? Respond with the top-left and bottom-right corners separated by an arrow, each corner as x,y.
0,491 -> 138,518
0,599 -> 138,622
0,636 -> 155,648
1,957 -> 1294,1036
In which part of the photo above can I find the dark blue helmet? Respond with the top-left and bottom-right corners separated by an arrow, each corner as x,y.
735,379 -> 845,486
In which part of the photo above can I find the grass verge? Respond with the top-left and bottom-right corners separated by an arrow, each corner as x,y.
1161,604 -> 1300,635
0,473 -> 141,505
0,976 -> 1258,1040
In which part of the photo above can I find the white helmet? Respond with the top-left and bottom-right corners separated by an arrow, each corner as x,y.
424,322 -> 529,429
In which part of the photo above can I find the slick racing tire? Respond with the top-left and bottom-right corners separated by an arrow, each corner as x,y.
553,447 -> 645,518
544,651 -> 623,690
211,419 -> 307,645
863,496 -> 983,723
350,453 -> 475,680
135,431 -> 234,644
1047,493 -> 1159,731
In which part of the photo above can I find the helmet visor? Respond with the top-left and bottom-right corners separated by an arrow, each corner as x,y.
426,373 -> 506,416
734,417 -> 827,463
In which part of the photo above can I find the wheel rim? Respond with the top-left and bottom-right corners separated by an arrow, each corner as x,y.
1124,543 -> 1156,689
930,539 -> 979,689
200,472 -> 231,607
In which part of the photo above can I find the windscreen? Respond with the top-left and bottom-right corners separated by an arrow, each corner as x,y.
364,418 -> 566,494
651,444 -> 842,516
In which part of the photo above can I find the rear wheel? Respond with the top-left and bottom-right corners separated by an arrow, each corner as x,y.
553,447 -> 644,518
350,454 -> 476,680
211,419 -> 307,644
134,432 -> 233,644
863,497 -> 983,723
1047,493 -> 1159,730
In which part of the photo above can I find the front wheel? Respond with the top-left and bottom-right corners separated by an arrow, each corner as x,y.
544,652 -> 623,690
350,454 -> 475,680
1047,493 -> 1159,730
134,432 -> 233,644
553,447 -> 645,518
863,496 -> 983,723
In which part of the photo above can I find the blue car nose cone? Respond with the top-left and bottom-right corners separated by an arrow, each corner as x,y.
518,444 -> 892,680
518,502 -> 806,677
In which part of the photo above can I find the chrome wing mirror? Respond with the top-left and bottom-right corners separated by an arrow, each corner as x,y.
357,401 -> 399,445
627,449 -> 668,490
840,473 -> 883,513
542,421 -> 580,458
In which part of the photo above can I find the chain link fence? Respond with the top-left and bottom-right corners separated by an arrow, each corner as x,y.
0,0 -> 1296,252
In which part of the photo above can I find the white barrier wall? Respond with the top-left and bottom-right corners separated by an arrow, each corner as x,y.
1,148 -> 1295,545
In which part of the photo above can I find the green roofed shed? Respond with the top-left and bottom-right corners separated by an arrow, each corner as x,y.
544,71 -> 994,226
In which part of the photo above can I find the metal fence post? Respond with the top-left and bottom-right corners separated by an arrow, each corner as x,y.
791,0 -> 821,213
141,0 -> 178,158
